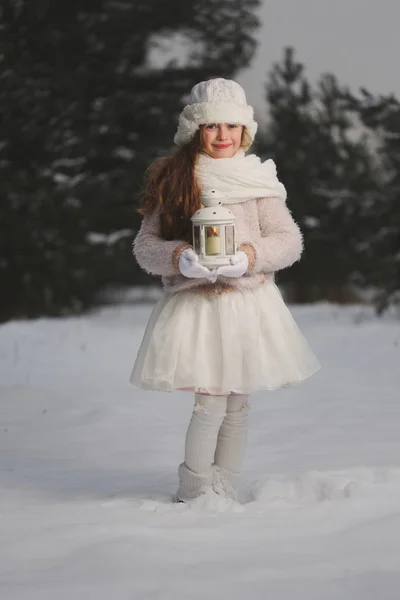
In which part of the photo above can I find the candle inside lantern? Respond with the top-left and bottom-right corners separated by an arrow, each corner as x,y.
206,227 -> 221,255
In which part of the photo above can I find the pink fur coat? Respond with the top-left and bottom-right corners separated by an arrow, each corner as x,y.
133,197 -> 302,296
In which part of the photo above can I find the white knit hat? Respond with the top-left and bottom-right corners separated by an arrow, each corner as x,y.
174,78 -> 258,146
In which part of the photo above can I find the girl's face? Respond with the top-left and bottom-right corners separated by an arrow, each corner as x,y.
202,123 -> 243,159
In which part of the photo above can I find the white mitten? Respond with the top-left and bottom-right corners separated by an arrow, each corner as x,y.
216,251 -> 249,278
179,248 -> 218,282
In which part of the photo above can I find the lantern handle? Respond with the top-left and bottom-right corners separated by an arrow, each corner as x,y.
200,189 -> 225,208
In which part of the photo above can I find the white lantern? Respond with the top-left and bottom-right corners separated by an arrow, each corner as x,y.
191,190 -> 237,268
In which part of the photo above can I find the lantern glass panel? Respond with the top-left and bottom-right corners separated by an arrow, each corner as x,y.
205,226 -> 221,256
225,225 -> 235,255
193,225 -> 201,255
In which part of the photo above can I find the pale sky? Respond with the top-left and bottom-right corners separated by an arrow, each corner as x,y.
237,0 -> 400,122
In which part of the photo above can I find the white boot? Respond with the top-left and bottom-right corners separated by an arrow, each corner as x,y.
213,394 -> 249,500
176,394 -> 227,501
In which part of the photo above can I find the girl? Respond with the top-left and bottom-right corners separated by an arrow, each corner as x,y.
130,78 -> 320,502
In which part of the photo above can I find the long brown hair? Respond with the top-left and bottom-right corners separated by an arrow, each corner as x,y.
139,126 -> 252,242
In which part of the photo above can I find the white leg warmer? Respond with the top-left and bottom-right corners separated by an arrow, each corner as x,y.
213,394 -> 249,499
177,394 -> 228,501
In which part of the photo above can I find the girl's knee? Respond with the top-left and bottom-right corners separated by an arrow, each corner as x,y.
227,394 -> 249,413
194,393 -> 227,416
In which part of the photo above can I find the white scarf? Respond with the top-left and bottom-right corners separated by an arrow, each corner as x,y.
195,150 -> 287,204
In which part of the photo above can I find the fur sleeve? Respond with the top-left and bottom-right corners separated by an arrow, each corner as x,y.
251,197 -> 303,273
133,214 -> 191,277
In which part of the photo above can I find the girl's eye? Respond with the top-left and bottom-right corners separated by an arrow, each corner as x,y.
228,124 -> 238,129
206,124 -> 217,130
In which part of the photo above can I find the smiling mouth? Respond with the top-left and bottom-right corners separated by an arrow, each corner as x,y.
214,144 -> 231,149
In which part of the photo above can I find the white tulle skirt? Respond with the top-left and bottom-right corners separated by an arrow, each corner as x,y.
130,283 -> 320,394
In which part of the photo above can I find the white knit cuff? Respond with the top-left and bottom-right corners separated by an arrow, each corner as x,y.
174,101 -> 258,146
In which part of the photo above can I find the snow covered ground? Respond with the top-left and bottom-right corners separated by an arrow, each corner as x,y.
1,299 -> 400,599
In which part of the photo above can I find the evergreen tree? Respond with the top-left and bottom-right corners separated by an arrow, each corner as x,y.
257,48 -> 318,299
259,48 -> 378,301
310,74 -> 378,297
352,91 -> 400,312
0,0 -> 260,320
